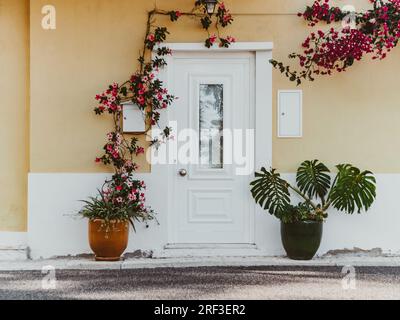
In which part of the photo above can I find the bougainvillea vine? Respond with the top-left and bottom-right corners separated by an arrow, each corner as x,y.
92,1 -> 235,216
271,0 -> 400,85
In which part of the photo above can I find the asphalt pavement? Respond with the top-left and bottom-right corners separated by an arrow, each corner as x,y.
1,266 -> 400,300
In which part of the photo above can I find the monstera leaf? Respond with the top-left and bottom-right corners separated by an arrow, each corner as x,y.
328,164 -> 376,214
250,168 -> 291,217
296,160 -> 331,201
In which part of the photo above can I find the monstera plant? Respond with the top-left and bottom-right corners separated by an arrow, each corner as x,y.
250,160 -> 377,260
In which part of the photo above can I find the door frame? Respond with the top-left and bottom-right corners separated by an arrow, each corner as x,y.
153,42 -> 273,248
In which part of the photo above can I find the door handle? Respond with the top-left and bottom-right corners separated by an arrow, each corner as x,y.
178,169 -> 188,177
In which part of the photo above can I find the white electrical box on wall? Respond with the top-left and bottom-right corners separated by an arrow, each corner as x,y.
277,90 -> 303,138
122,102 -> 146,133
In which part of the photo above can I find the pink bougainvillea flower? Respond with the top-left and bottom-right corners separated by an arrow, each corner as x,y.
272,0 -> 400,84
209,35 -> 217,43
128,193 -> 136,201
137,96 -> 145,105
112,151 -> 119,159
223,14 -> 232,23
147,34 -> 155,42
135,147 -> 145,156
116,186 -> 123,192
106,144 -> 113,152
124,160 -> 133,167
115,133 -> 122,143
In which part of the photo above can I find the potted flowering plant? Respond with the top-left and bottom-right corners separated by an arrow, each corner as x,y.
78,115 -> 154,261
250,160 -> 377,260
79,174 -> 155,261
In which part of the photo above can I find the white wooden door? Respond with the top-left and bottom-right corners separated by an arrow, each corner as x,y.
169,52 -> 255,244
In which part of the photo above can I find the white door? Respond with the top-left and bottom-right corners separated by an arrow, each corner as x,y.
169,52 -> 255,245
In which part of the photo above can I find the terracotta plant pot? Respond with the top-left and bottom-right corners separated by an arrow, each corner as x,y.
88,219 -> 129,261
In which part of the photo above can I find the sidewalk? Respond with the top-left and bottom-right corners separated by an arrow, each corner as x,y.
1,255 -> 400,271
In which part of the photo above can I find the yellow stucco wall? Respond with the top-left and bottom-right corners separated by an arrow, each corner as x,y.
29,0 -> 400,174
0,0 -> 29,231
3,0 -> 400,231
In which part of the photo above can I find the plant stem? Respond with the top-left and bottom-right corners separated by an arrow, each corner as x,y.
287,184 -> 318,210
322,175 -> 338,212
140,10 -> 155,73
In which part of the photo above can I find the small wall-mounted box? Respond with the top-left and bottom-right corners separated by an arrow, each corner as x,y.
122,102 -> 146,133
277,90 -> 303,138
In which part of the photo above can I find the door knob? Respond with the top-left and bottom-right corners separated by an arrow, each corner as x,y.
178,169 -> 188,177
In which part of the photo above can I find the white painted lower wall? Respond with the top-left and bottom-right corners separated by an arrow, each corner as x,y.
0,232 -> 28,260
28,173 -> 168,259
27,173 -> 400,259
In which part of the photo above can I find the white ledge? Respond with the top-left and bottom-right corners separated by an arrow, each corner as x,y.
156,42 -> 273,52
1,256 -> 400,271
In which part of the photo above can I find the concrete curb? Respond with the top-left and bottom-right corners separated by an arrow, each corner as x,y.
1,256 -> 400,271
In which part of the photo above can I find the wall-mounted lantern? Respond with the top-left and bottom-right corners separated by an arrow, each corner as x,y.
204,0 -> 218,15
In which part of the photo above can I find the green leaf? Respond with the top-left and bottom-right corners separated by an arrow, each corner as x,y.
269,59 -> 278,67
296,160 -> 331,200
200,16 -> 212,30
250,168 -> 291,217
120,87 -> 127,97
328,164 -> 377,214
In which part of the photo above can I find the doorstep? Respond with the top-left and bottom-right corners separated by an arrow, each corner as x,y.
1,255 -> 400,271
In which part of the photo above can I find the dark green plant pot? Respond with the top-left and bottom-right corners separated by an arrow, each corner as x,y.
281,221 -> 323,260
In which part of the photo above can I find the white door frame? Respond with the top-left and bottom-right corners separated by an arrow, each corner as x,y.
153,42 -> 273,250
